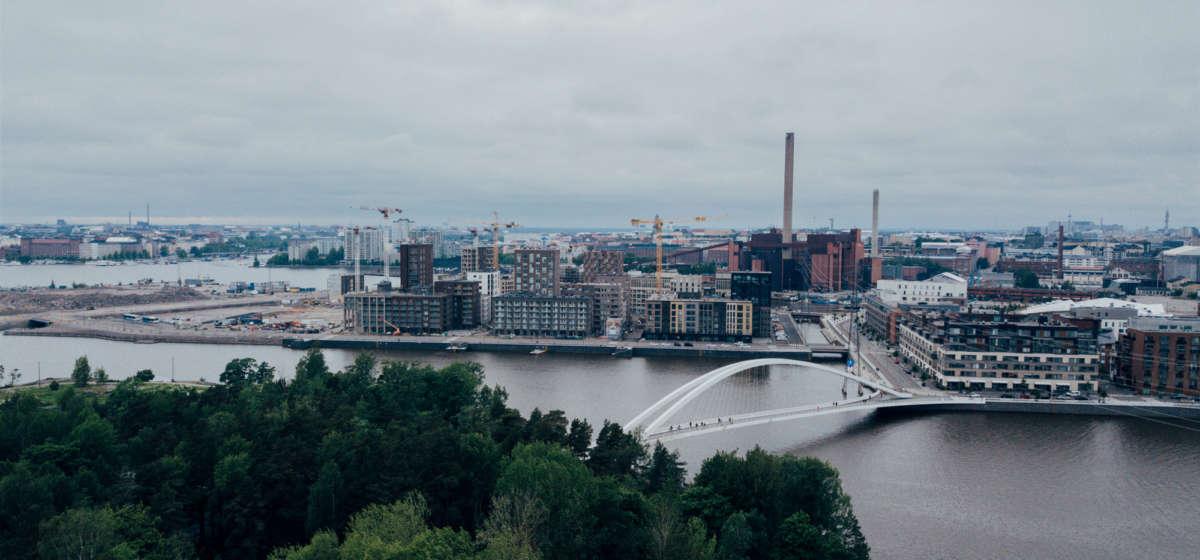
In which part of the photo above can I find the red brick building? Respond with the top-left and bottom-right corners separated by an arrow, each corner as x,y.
20,238 -> 79,259
1117,317 -> 1200,396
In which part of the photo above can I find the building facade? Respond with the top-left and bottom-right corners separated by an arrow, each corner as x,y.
288,237 -> 343,262
581,250 -> 625,282
344,290 -> 451,335
460,245 -> 497,273
492,294 -> 591,338
898,312 -> 1101,392
1163,246 -> 1200,283
513,249 -> 561,296
433,280 -> 482,329
398,243 -> 434,292
465,271 -> 500,325
343,228 -> 386,263
875,272 -> 967,305
643,297 -> 753,342
730,271 -> 772,337
20,238 -> 79,259
1117,317 -> 1200,396
563,282 -> 627,336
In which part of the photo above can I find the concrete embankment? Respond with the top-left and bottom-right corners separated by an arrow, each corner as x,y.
887,399 -> 1200,419
282,337 -> 822,361
5,327 -> 284,346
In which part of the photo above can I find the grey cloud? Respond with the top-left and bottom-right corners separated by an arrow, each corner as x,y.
2,0 -> 1197,229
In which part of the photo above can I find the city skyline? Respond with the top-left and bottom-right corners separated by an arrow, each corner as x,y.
3,2 -> 1198,228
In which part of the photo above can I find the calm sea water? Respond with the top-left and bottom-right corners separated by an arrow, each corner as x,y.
1,334 -> 1197,560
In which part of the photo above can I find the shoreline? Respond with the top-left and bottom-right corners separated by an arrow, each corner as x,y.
2,327 -> 836,360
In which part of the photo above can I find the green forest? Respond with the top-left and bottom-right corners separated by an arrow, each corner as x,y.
0,351 -> 869,559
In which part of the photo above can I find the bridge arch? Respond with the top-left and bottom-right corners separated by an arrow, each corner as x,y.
627,358 -> 911,434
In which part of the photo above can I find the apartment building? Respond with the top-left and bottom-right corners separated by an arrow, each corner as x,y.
898,312 -> 1101,392
1116,317 -> 1200,396
513,248 -> 561,296
643,297 -> 753,342
492,294 -> 590,338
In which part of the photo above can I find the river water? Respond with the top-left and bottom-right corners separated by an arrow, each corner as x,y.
1,333 -> 1197,560
0,259 -> 342,289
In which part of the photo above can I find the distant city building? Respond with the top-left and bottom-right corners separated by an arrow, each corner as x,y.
20,238 -> 79,259
560,265 -> 581,284
643,297 -> 753,342
433,280 -> 482,329
1163,246 -> 1200,283
581,250 -> 625,282
465,271 -> 500,325
398,243 -> 434,292
807,230 -> 867,291
460,245 -> 497,273
327,273 -> 363,303
344,290 -> 451,335
730,271 -> 772,337
1115,316 -> 1200,396
875,272 -> 967,306
344,279 -> 480,334
563,282 -> 626,336
288,237 -> 342,262
863,294 -> 904,345
513,249 -> 561,296
491,294 -> 590,338
343,228 -> 386,264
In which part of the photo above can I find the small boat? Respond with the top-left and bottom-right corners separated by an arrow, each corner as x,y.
529,347 -> 548,356
446,344 -> 468,352
611,346 -> 634,358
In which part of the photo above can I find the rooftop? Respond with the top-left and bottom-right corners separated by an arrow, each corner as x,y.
1016,298 -> 1168,317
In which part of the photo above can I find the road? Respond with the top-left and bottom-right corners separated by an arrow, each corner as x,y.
827,314 -> 930,394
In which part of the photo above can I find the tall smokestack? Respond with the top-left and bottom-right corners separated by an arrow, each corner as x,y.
871,189 -> 880,259
783,132 -> 794,246
1057,224 -> 1065,280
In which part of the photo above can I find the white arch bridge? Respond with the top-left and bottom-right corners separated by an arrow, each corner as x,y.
627,358 -> 956,442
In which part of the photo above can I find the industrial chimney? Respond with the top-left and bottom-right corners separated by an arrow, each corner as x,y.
783,132 -> 794,246
871,189 -> 879,259
1057,224 -> 1065,281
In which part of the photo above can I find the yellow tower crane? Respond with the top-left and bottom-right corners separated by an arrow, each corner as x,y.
630,215 -> 711,292
485,211 -> 519,272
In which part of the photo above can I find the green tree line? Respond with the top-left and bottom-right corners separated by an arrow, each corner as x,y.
0,351 -> 869,559
268,247 -> 346,267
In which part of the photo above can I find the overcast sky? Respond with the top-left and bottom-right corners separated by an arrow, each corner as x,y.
2,1 -> 1197,229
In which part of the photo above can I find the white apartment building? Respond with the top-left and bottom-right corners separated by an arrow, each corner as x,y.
288,237 -> 343,262
343,228 -> 387,263
466,271 -> 500,325
898,320 -> 1101,392
876,272 -> 966,305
